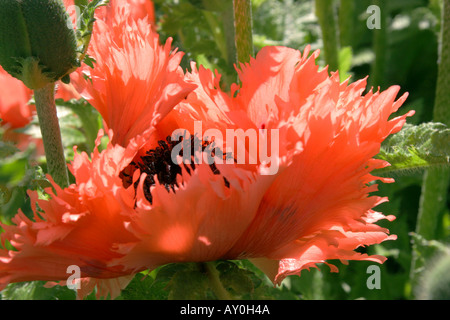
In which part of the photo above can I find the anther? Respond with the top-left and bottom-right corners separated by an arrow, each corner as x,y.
120,135 -> 231,204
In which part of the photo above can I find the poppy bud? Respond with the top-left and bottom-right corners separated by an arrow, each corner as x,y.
0,0 -> 78,89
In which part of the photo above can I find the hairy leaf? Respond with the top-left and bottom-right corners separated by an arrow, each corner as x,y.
374,122 -> 450,175
0,141 -> 18,158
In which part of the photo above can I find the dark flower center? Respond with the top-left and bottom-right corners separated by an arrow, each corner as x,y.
120,135 -> 231,204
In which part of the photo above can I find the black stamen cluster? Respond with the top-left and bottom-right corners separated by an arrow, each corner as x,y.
120,135 -> 231,204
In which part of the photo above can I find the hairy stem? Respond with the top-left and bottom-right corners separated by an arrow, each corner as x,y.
410,0 -> 450,294
203,262 -> 233,300
338,0 -> 355,48
370,0 -> 388,89
223,0 -> 237,70
34,83 -> 69,188
233,0 -> 254,65
433,4 -> 450,127
315,0 -> 339,72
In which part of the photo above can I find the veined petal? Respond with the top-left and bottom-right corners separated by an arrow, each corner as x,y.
236,46 -> 329,129
225,46 -> 413,281
114,158 -> 280,271
72,1 -> 196,146
0,131 -> 148,298
0,66 -> 33,129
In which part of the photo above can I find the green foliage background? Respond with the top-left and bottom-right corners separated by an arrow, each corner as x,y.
0,0 -> 449,300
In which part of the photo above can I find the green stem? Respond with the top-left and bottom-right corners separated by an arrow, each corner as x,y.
415,169 -> 450,239
223,0 -> 237,70
34,83 -> 69,188
410,0 -> 450,295
338,0 -> 355,48
370,0 -> 388,89
315,0 -> 339,72
233,0 -> 254,65
203,262 -> 233,300
433,3 -> 450,127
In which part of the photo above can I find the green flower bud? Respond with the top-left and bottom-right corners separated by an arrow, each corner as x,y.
0,0 -> 78,89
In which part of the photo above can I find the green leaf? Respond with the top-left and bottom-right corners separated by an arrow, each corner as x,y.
116,273 -> 159,300
0,185 -> 12,206
252,0 -> 320,52
149,263 -> 196,300
75,0 -> 110,61
186,0 -> 228,12
338,46 -> 353,81
0,149 -> 52,222
140,261 -> 297,300
62,99 -> 102,152
374,122 -> 450,176
155,0 -> 237,88
150,263 -> 212,300
0,140 -> 19,158
169,269 -> 211,300
216,261 -> 255,297
1,281 -> 76,300
22,98 -> 103,158
222,260 -> 299,300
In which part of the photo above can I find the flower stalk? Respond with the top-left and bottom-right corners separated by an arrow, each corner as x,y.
223,0 -> 237,71
410,0 -> 450,292
370,0 -> 388,89
203,262 -> 233,300
233,0 -> 254,65
338,0 -> 355,48
433,1 -> 450,126
315,0 -> 339,72
34,83 -> 69,188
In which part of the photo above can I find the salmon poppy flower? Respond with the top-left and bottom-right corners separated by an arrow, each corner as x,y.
0,42 -> 413,300
71,0 -> 195,147
0,2 -> 414,299
116,46 -> 414,284
0,66 -> 43,153
0,66 -> 33,130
